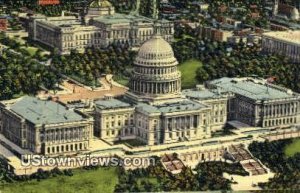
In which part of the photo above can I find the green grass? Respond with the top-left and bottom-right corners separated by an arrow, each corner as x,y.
116,78 -> 129,86
115,75 -> 129,86
179,59 -> 202,89
284,138 -> 300,157
0,167 -> 118,193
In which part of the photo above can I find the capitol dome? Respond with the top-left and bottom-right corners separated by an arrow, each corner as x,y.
127,33 -> 182,104
134,35 -> 178,67
137,36 -> 174,60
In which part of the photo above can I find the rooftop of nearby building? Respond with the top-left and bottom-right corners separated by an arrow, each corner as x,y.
263,30 -> 300,44
93,13 -> 154,25
8,96 -> 85,125
36,15 -> 83,28
33,12 -> 168,28
95,98 -> 132,110
209,77 -> 299,101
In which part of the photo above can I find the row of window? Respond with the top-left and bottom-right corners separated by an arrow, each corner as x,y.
168,130 -> 197,138
105,119 -> 134,128
105,127 -> 134,137
263,104 -> 298,116
46,142 -> 87,154
264,117 -> 297,127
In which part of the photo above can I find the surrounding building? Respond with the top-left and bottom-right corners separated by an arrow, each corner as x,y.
273,0 -> 300,21
38,0 -> 60,6
199,26 -> 234,42
0,96 -> 94,155
208,77 -> 300,128
198,17 -> 242,42
262,30 -> 300,63
0,16 -> 7,31
28,0 -> 174,54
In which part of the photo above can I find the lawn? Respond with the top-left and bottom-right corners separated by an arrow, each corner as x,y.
115,75 -> 129,86
284,138 -> 300,157
178,59 -> 203,89
0,167 -> 118,193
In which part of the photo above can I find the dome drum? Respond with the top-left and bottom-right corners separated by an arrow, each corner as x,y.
129,80 -> 181,96
132,74 -> 181,82
133,66 -> 179,75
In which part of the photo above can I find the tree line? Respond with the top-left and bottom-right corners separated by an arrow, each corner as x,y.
172,37 -> 300,92
114,156 -> 248,192
52,44 -> 135,87
249,139 -> 300,189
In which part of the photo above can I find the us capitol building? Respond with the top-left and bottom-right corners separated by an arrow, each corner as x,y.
93,30 -> 300,145
28,0 -> 174,54
0,28 -> 299,156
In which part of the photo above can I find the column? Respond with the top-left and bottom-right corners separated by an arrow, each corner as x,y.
151,83 -> 154,94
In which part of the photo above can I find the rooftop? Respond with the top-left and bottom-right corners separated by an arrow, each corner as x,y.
39,16 -> 83,28
209,77 -> 298,101
95,98 -> 132,110
93,13 -> 153,24
263,30 -> 300,44
182,89 -> 227,100
137,100 -> 207,114
9,96 -> 85,125
157,100 -> 207,113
